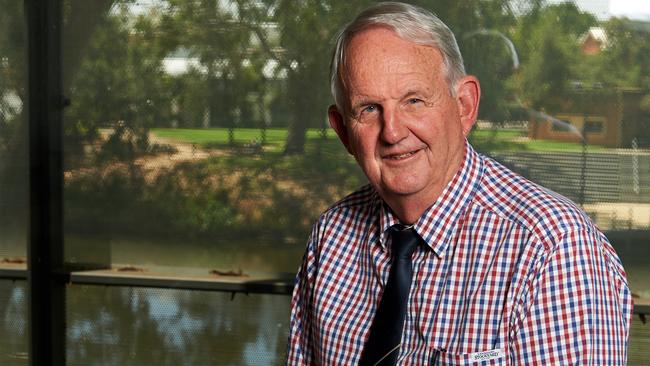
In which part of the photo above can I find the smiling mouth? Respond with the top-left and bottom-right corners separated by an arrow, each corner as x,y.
385,149 -> 420,160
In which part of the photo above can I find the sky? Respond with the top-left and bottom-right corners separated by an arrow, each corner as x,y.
549,0 -> 650,20
609,0 -> 650,20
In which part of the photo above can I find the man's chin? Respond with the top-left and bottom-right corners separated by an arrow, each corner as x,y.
376,180 -> 428,200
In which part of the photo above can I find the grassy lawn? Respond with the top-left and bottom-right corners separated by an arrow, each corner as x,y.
469,128 -> 606,152
470,128 -> 523,140
522,139 -> 605,152
151,127 -> 332,153
152,127 -> 609,153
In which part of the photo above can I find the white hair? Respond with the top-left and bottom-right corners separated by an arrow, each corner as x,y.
330,1 -> 466,111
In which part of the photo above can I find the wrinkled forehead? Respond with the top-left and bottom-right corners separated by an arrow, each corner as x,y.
347,37 -> 440,75
340,28 -> 447,105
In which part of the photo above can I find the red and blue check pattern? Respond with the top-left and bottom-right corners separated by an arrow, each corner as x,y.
287,142 -> 632,365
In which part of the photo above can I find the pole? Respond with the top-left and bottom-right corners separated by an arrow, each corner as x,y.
26,0 -> 66,364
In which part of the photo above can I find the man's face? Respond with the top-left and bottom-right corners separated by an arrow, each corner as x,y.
329,27 -> 479,209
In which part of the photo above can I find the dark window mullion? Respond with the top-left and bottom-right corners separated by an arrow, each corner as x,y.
26,0 -> 65,365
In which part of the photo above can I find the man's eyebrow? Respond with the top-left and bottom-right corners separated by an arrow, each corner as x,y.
350,97 -> 376,111
349,88 -> 433,111
402,88 -> 431,99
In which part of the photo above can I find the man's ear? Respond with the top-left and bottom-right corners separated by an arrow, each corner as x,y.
328,105 -> 354,155
454,75 -> 481,137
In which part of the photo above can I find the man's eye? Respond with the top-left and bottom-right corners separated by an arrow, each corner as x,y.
408,98 -> 422,105
362,105 -> 378,113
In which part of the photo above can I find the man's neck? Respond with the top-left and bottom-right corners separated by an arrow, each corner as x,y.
383,190 -> 442,225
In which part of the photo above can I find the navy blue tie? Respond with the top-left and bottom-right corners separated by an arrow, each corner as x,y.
360,225 -> 420,366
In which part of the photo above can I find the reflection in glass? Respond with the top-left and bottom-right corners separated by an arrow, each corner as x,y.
57,0 -> 650,362
0,281 -> 28,365
62,0 -> 367,273
65,285 -> 289,365
0,0 -> 28,260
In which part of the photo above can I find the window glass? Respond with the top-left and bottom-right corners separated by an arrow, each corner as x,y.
65,285 -> 289,365
59,0 -> 649,362
0,2 -> 28,362
629,316 -> 650,364
461,1 -> 650,303
0,281 -> 28,365
584,117 -> 605,134
0,0 -> 28,261
62,0 -> 367,274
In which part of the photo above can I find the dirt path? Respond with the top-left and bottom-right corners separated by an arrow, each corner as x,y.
65,130 -> 225,182
583,202 -> 650,230
138,133 -> 224,172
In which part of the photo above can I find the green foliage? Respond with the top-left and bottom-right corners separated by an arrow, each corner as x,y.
409,1 -> 519,122
65,125 -> 614,243
58,0 -> 635,155
5,0 -> 650,249
4,0 -> 648,157
0,0 -> 27,249
513,2 -> 596,112
0,0 -> 26,152
65,6 -> 173,163
513,2 -> 596,65
65,134 -> 365,242
273,0 -> 374,153
593,18 -> 650,90
463,30 -> 517,122
520,21 -> 575,111
161,0 -> 271,129
641,94 -> 650,114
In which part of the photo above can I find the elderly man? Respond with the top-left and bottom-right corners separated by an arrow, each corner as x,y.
287,2 -> 632,365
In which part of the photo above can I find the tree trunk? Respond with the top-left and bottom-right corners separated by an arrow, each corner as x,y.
283,115 -> 307,155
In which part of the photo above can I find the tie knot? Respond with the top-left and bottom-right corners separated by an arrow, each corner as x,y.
389,225 -> 420,259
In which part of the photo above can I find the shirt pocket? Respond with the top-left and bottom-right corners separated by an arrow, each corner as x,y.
432,348 -> 507,366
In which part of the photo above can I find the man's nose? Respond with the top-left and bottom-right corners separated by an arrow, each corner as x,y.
380,106 -> 409,144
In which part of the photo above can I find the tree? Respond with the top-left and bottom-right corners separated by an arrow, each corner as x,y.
518,17 -> 576,112
1,0 -> 118,184
160,0 -> 268,132
63,0 -> 117,91
157,0 -> 523,153
513,2 -> 597,112
0,0 -> 26,154
0,0 -> 28,257
595,18 -> 650,90
272,0 -> 373,154
65,5 -> 173,163
513,1 -> 595,66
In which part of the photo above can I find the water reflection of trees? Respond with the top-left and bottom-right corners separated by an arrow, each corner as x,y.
65,285 -> 289,365
0,281 -> 27,366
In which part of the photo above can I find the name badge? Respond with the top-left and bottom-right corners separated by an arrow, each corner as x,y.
469,348 -> 505,362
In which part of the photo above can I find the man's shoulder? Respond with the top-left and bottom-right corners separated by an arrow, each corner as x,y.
475,154 -> 597,244
308,184 -> 377,243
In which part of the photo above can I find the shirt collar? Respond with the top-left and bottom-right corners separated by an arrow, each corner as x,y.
377,141 -> 483,256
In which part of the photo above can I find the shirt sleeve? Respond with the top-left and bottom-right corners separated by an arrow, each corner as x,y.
510,228 -> 633,365
286,223 -> 320,365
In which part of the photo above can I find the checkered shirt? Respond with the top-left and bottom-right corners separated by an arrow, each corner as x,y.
287,142 -> 632,365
